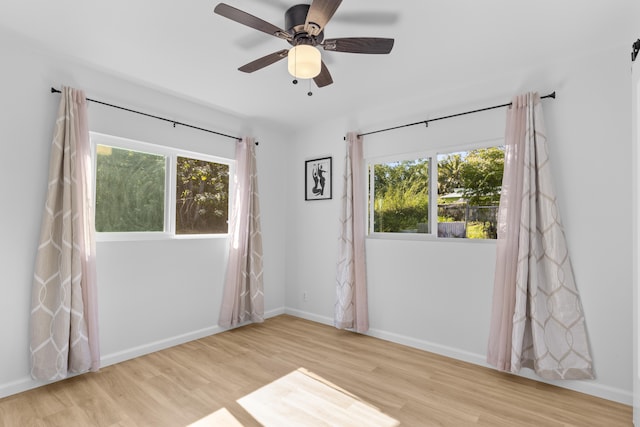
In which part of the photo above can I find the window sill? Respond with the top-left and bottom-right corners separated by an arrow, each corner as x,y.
366,233 -> 497,244
96,232 -> 229,242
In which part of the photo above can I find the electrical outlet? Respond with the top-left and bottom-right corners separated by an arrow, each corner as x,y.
303,291 -> 309,301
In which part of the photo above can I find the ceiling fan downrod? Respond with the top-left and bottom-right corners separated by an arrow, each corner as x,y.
213,0 -> 395,88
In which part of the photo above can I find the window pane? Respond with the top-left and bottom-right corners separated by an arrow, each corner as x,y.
371,158 -> 430,233
176,156 -> 229,234
95,144 -> 165,232
437,147 -> 504,239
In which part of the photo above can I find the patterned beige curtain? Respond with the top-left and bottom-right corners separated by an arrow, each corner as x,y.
335,132 -> 369,333
30,86 -> 100,380
218,137 -> 264,327
487,92 -> 594,380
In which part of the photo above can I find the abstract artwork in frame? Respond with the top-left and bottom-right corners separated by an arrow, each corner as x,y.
305,156 -> 332,201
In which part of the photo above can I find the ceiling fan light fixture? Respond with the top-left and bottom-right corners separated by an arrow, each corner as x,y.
288,45 -> 321,79
214,2 -> 395,88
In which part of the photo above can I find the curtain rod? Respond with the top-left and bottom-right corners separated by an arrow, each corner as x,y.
354,91 -> 556,138
50,87 -> 250,143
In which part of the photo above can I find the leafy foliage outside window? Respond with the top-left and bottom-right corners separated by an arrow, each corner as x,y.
439,148 -> 504,206
372,158 -> 430,233
437,147 -> 504,239
93,136 -> 231,237
370,146 -> 504,239
176,157 -> 229,234
95,145 -> 165,232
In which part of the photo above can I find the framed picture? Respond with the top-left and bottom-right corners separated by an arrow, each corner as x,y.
305,156 -> 332,201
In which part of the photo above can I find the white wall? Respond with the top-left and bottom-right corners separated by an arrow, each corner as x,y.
285,43 -> 633,404
0,21 -> 633,408
0,27 -> 287,397
632,6 -> 640,426
633,56 -> 640,427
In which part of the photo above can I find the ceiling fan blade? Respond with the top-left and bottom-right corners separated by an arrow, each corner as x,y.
214,3 -> 291,41
313,61 -> 333,88
322,37 -> 395,54
238,49 -> 289,73
332,11 -> 399,26
304,0 -> 343,36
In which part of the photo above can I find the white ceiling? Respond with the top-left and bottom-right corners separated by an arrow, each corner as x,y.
0,1 -> 634,129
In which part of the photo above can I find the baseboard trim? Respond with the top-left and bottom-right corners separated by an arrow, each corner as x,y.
284,308 -> 333,326
0,307 -> 286,399
283,308 -> 633,406
366,326 -> 632,405
101,307 -> 284,368
100,326 -> 224,368
2,307 -> 630,406
0,376 -> 47,400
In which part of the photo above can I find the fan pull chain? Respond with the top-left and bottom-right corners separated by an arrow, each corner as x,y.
293,47 -> 299,85
289,47 -> 312,96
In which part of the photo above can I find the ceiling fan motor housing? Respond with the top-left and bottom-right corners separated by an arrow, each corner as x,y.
213,1 -> 395,88
285,4 -> 324,45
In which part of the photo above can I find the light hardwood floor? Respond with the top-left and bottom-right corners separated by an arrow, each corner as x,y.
0,315 -> 632,426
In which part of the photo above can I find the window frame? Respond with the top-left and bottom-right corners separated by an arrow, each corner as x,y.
90,132 -> 234,242
367,150 -> 434,239
365,138 -> 503,243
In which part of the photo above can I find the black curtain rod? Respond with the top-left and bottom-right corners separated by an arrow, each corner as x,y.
355,91 -> 556,138
50,87 -> 249,143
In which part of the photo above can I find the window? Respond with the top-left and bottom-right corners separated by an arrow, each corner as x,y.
370,157 -> 431,234
437,147 -> 504,239
92,133 -> 232,239
175,156 -> 229,234
368,143 -> 504,240
95,144 -> 166,232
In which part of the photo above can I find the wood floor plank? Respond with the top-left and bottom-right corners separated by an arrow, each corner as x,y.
0,315 -> 632,426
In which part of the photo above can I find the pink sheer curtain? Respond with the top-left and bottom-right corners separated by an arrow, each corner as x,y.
219,137 -> 264,327
486,92 -> 528,371
487,92 -> 593,380
335,132 -> 369,333
30,86 -> 100,380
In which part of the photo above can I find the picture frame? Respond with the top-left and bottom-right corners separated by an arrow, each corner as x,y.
305,156 -> 332,201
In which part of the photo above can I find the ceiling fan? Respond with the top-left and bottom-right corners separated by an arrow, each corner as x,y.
213,0 -> 395,88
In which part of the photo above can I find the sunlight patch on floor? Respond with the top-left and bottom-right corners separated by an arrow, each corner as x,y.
186,407 -> 244,427
237,367 -> 399,427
